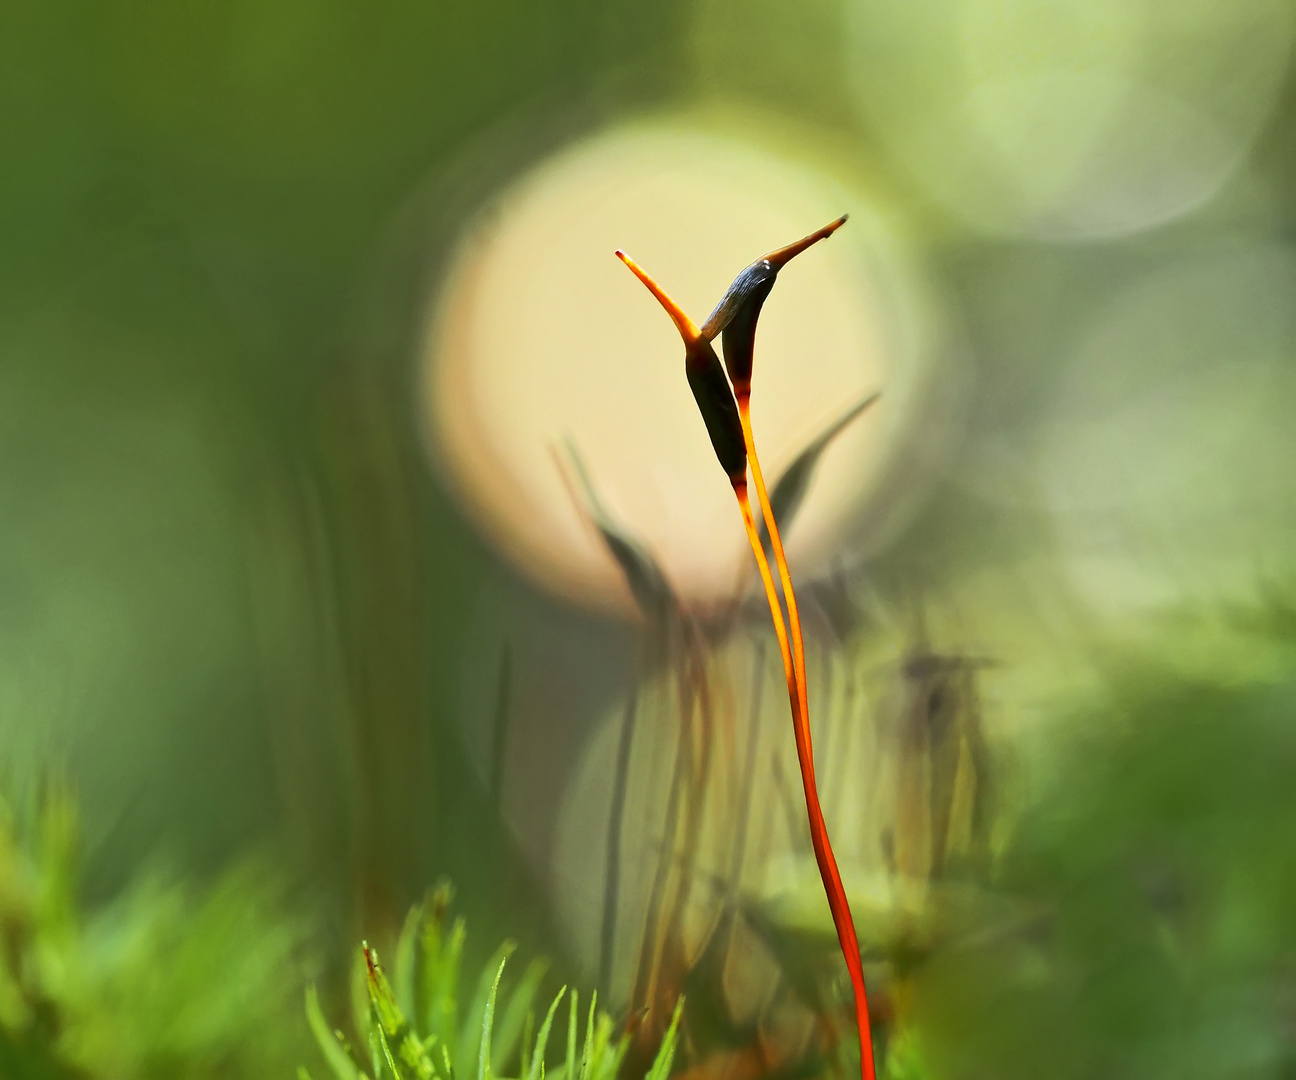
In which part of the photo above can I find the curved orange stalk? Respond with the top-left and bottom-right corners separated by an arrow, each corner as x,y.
733,479 -> 799,752
739,395 -> 876,1080
733,478 -> 881,1080
738,400 -> 808,765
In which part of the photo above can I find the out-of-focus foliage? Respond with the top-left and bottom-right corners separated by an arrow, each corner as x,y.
0,780 -> 311,1079
4,0 -> 1296,1075
303,881 -> 682,1080
0,0 -> 693,935
905,596 -> 1296,1078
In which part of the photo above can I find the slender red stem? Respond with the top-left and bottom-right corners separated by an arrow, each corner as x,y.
733,482 -> 800,730
737,396 -> 877,1080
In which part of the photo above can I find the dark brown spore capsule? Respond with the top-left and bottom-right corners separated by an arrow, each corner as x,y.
615,249 -> 749,485
699,259 -> 777,343
700,261 -> 776,397
700,215 -> 849,399
685,339 -> 748,484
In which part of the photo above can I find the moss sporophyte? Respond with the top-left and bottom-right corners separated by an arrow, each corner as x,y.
616,216 -> 882,1080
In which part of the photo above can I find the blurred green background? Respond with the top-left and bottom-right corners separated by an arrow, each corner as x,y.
3,0 -> 1296,1076
0,0 -> 690,915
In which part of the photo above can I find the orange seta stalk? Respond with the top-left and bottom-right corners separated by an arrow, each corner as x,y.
614,248 -> 877,1080
734,479 -> 800,761
738,394 -> 877,1080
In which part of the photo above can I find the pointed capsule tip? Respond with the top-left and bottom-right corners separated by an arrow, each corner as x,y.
765,213 -> 852,268
614,249 -> 701,344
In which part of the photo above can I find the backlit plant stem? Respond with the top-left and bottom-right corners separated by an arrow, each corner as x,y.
735,394 -> 877,1080
614,243 -> 877,1080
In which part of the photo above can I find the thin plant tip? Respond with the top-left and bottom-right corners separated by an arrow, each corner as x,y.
764,213 -> 849,269
615,249 -> 701,344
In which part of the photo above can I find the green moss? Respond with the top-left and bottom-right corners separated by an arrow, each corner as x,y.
0,779 -> 310,1079
303,883 -> 682,1080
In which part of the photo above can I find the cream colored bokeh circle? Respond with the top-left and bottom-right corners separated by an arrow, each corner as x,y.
423,121 -> 933,615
